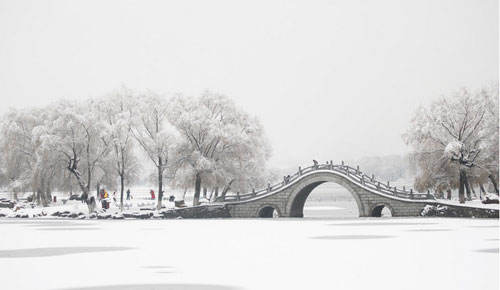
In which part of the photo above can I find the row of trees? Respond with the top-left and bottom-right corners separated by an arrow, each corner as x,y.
404,84 -> 499,202
0,88 -> 272,210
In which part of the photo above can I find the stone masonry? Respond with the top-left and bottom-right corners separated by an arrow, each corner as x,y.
222,170 -> 484,218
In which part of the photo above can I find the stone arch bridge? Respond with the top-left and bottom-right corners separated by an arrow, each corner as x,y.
214,162 -> 438,218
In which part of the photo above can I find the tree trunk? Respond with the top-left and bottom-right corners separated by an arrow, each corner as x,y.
68,168 -> 89,196
459,169 -> 466,203
470,180 -> 477,199
487,174 -> 499,194
464,174 -> 472,201
203,187 -> 207,199
214,187 -> 219,199
86,140 -> 92,193
119,149 -> 125,211
208,187 -> 215,202
41,192 -> 49,207
221,179 -> 235,197
120,171 -> 124,211
38,176 -> 50,207
46,181 -> 52,205
479,183 -> 486,199
157,157 -> 163,210
87,165 -> 92,193
67,152 -> 89,198
474,164 -> 499,194
193,172 -> 201,206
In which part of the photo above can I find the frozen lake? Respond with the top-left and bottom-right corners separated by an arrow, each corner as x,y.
0,217 -> 497,290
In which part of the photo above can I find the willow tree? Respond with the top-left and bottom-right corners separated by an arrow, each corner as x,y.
0,108 -> 50,204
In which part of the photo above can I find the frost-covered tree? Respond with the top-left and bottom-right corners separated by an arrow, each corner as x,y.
168,91 -> 271,206
100,88 -> 139,210
0,87 -> 274,211
404,85 -> 499,203
40,99 -> 112,210
0,111 -> 26,199
0,108 -> 45,201
131,92 -> 176,210
0,107 -> 73,205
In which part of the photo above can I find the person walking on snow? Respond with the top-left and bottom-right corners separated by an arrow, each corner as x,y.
126,189 -> 131,200
150,189 -> 156,200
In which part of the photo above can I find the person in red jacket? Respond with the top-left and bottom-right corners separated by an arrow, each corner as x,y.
150,189 -> 155,200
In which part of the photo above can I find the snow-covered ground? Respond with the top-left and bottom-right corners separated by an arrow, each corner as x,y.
0,217 -> 497,290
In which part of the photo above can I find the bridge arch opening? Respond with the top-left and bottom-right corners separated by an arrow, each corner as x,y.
370,204 -> 393,217
290,181 -> 361,218
258,206 -> 280,218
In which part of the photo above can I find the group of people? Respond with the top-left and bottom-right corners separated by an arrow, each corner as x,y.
80,188 -> 175,205
92,188 -> 134,203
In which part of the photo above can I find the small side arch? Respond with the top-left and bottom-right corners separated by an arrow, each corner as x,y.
257,204 -> 281,218
370,203 -> 394,217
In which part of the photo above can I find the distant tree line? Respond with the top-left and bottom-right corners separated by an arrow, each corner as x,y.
404,84 -> 499,202
351,155 -> 412,182
0,88 -> 272,210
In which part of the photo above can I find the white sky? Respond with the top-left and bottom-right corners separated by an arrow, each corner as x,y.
0,0 -> 498,169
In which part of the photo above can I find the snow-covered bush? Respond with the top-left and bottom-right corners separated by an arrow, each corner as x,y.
420,205 -> 449,217
444,141 -> 464,160
482,193 -> 499,204
421,204 -> 498,218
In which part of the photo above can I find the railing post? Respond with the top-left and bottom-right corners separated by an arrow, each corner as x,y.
298,166 -> 302,176
410,189 -> 413,199
361,175 -> 364,184
330,160 -> 333,170
377,182 -> 380,190
356,165 -> 359,174
403,186 -> 406,191
237,191 -> 240,201
394,187 -> 397,195
252,188 -> 256,197
341,160 -> 344,167
372,174 -> 374,182
387,181 -> 390,187
346,169 -> 350,177
268,183 -> 271,193
427,189 -> 431,199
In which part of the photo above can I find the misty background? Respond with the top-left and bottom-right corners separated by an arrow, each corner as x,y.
0,0 -> 498,176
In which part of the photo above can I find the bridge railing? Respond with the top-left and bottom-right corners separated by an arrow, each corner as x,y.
214,162 -> 434,203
